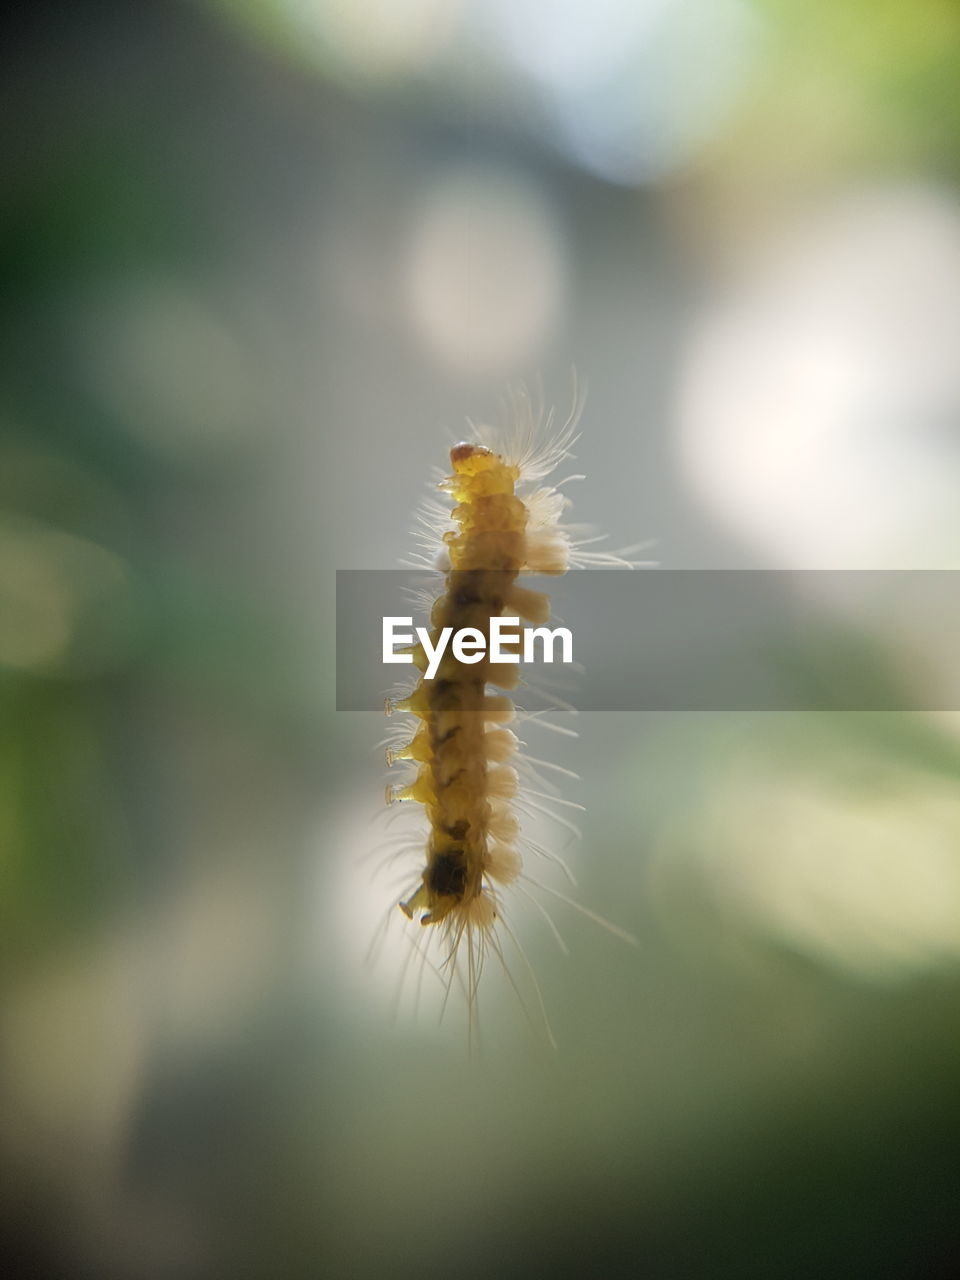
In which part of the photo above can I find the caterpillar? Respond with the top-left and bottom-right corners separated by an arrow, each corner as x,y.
380,384 -> 639,1041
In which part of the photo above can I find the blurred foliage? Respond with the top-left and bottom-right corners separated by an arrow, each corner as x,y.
742,0 -> 960,178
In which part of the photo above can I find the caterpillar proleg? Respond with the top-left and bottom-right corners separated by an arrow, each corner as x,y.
380,383 -> 640,1041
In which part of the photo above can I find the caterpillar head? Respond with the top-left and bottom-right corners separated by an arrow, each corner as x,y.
446,442 -> 520,501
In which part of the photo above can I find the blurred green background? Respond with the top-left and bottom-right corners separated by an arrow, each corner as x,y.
4,1 -> 960,1276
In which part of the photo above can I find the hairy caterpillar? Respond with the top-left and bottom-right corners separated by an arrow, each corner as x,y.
380,384 -> 638,1041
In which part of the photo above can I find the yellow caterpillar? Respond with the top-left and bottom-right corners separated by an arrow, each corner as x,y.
382,385 -> 638,1039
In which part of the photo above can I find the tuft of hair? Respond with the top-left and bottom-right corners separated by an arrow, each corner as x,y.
472,377 -> 585,484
